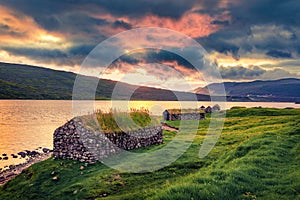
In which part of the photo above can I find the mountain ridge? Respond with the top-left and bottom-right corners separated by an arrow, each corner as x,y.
1,62 -> 299,102
0,62 -> 210,101
194,78 -> 300,102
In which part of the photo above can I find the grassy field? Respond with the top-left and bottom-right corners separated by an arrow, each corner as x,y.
0,108 -> 299,199
80,108 -> 159,133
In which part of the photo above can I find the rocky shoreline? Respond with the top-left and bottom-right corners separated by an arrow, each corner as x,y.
0,149 -> 52,186
0,121 -> 178,186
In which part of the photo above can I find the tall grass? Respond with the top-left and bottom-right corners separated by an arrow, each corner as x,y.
80,108 -> 160,133
167,108 -> 205,114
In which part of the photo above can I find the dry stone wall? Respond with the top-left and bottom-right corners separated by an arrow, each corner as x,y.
53,118 -> 163,163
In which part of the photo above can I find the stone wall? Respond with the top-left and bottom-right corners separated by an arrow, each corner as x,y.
169,113 -> 205,121
53,118 -> 163,163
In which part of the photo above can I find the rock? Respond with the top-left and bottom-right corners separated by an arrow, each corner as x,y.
25,150 -> 31,156
9,165 -> 15,170
42,148 -> 51,153
52,176 -> 59,181
73,190 -> 78,194
6,172 -> 16,178
114,174 -> 121,179
11,154 -> 18,158
29,151 -> 40,157
100,193 -> 108,197
18,152 -> 26,158
53,118 -> 163,164
79,166 -> 84,170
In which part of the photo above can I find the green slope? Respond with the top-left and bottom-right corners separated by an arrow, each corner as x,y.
0,62 -> 210,100
0,108 -> 299,199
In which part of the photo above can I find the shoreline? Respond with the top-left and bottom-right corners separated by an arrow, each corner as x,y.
0,152 -> 52,186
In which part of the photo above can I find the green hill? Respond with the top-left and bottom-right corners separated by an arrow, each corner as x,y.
194,78 -> 300,102
0,62 -> 210,101
0,108 -> 299,199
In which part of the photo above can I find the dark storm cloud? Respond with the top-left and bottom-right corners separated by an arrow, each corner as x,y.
113,20 -> 132,30
1,0 -> 299,81
113,49 -> 194,69
68,44 -> 97,56
228,0 -> 300,27
266,50 -> 292,58
219,65 -> 297,80
1,46 -> 82,66
0,1 -> 114,37
37,12 -> 110,34
94,0 -> 195,19
3,47 -> 68,59
210,20 -> 230,26
198,35 -> 241,59
3,44 -> 101,66
115,54 -> 140,65
196,0 -> 300,60
1,0 -> 68,30
193,0 -> 228,15
220,66 -> 265,79
1,0 -> 195,29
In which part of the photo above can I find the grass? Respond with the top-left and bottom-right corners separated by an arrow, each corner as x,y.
167,108 -> 205,114
79,108 -> 160,133
0,108 -> 299,199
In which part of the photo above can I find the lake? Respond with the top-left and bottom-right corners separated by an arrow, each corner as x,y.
0,100 -> 299,169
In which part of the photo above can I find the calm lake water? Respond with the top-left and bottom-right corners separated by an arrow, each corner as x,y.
0,100 -> 299,169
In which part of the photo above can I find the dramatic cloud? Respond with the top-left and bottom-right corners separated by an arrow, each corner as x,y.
219,65 -> 298,80
105,49 -> 204,83
228,0 -> 300,27
114,49 -> 194,69
0,0 -> 299,90
195,0 -> 300,75
266,50 -> 292,58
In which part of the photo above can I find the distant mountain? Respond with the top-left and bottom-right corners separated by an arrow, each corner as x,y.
194,78 -> 300,102
2,62 -> 299,102
0,62 -> 210,101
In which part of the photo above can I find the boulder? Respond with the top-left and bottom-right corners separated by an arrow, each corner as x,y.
11,154 -> 18,158
17,152 -> 26,158
42,148 -> 51,153
9,165 -> 15,170
29,151 -> 40,157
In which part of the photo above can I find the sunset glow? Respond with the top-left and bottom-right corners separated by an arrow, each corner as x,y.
0,1 -> 299,90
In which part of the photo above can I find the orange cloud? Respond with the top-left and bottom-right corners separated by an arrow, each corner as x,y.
0,5 -> 69,49
92,12 -> 226,38
132,13 -> 220,38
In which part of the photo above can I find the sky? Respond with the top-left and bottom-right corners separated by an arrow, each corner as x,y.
0,0 -> 300,91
